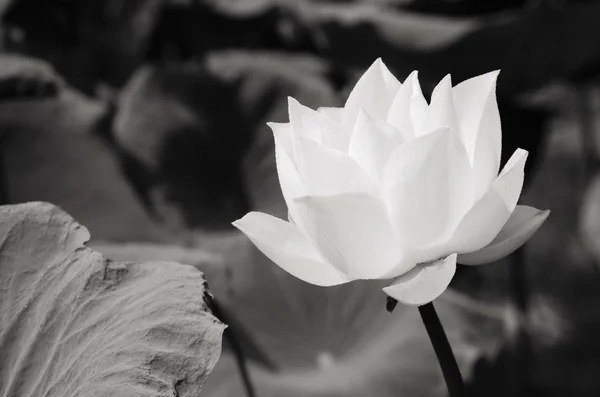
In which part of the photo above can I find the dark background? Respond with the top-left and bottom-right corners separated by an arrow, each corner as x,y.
1,0 -> 600,396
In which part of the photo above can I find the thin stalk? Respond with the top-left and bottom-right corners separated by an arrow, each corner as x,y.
388,297 -> 465,397
418,302 -> 466,397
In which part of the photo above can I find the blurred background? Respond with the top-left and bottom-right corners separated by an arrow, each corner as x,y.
1,0 -> 600,396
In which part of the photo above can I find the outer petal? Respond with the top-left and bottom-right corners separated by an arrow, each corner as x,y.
232,212 -> 351,286
382,128 -> 473,247
452,71 -> 502,200
444,148 -> 528,254
445,189 -> 511,255
387,71 -> 428,140
458,206 -> 550,265
269,122 -> 303,202
348,109 -> 404,180
295,136 -> 378,197
268,122 -> 294,157
383,254 -> 457,306
418,74 -> 460,138
494,148 -> 528,211
343,58 -> 402,128
294,193 -> 408,279
288,97 -> 321,141
269,122 -> 306,227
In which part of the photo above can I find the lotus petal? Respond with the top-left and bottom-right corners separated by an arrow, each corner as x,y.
493,148 -> 528,212
348,109 -> 403,180
418,74 -> 460,138
295,136 -> 378,197
343,58 -> 401,128
458,205 -> 549,265
382,128 -> 472,247
295,193 -> 407,279
445,148 -> 528,254
233,211 -> 351,286
269,122 -> 307,226
383,254 -> 457,306
452,71 -> 502,200
387,70 -> 428,139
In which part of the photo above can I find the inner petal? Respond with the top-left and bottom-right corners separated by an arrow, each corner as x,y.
387,71 -> 428,140
417,75 -> 460,138
295,193 -> 406,279
343,59 -> 402,129
288,97 -> 349,152
452,71 -> 502,201
295,136 -> 378,197
348,109 -> 404,181
382,128 -> 472,248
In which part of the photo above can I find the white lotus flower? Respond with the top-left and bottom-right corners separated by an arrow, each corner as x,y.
233,59 -> 549,306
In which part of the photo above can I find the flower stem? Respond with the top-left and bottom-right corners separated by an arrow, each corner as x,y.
418,302 -> 466,397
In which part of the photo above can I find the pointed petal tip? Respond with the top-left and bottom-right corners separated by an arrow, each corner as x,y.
463,70 -> 500,91
405,70 -> 420,81
361,58 -> 385,75
516,206 -> 550,225
482,70 -> 500,88
507,148 -> 529,174
539,208 -> 551,218
498,148 -> 528,180
543,208 -> 551,216
457,206 -> 550,265
287,96 -> 304,111
231,212 -> 253,229
454,70 -> 501,101
479,70 -> 500,80
232,211 -> 272,228
531,207 -> 551,225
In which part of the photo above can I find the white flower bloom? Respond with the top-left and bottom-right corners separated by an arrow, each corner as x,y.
233,58 -> 549,306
